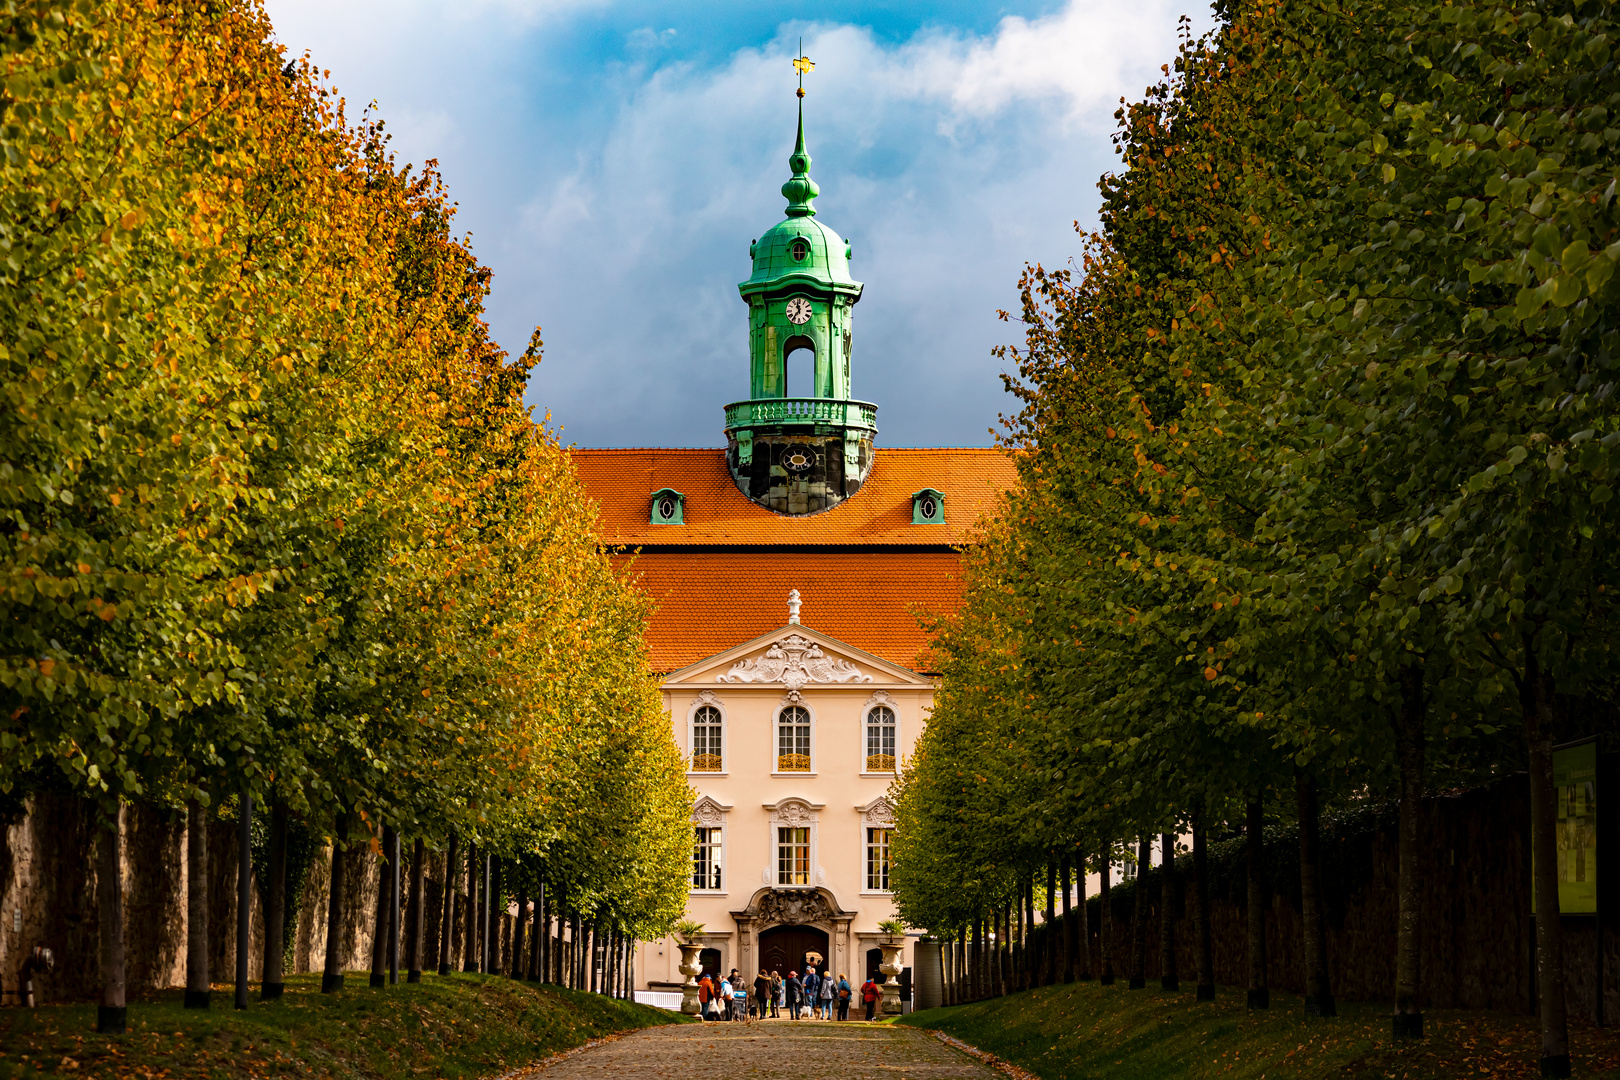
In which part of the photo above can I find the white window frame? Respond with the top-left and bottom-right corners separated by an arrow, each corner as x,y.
693,824 -> 724,893
773,701 -> 816,776
860,691 -> 900,776
690,796 -> 731,896
764,798 -> 823,889
687,691 -> 726,776
864,705 -> 898,775
864,825 -> 893,894
777,824 -> 812,887
857,796 -> 896,896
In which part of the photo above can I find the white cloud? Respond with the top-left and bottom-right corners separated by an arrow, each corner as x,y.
919,2 -> 1183,123
259,0 -> 1212,446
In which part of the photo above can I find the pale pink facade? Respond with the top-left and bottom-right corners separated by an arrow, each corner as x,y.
633,618 -> 932,994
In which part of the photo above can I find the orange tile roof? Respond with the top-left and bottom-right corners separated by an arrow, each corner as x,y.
571,447 -> 1014,547
619,550 -> 963,672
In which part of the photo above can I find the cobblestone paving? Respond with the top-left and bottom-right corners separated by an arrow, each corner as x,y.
528,1019 -> 1003,1079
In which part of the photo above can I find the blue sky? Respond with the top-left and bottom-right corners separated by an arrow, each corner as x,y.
262,0 -> 1216,448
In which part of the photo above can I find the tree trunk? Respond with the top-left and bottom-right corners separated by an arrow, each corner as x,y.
529,887 -> 543,979
570,910 -> 582,989
234,787 -> 252,1011
1246,795 -> 1269,1009
185,797 -> 210,1009
370,829 -> 389,988
1000,905 -> 1011,996
1524,647 -> 1571,1076
1026,877 -> 1037,987
1015,884 -> 1027,990
322,814 -> 348,993
407,837 -> 426,982
387,827 -> 400,985
1193,807 -> 1214,1001
538,882 -> 550,982
483,854 -> 496,975
1044,861 -> 1057,985
969,916 -> 981,1001
1099,852 -> 1114,985
96,808 -> 127,1033
261,799 -> 288,1000
1296,769 -> 1335,1016
438,831 -> 458,976
1393,663 -> 1425,1038
1061,857 -> 1075,983
590,920 -> 600,993
624,934 -> 634,998
463,843 -> 480,973
1129,834 -> 1149,989
513,884 -> 528,979
1160,831 -> 1178,991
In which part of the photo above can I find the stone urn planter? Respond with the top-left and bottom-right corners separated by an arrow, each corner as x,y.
878,937 -> 906,1016
677,943 -> 704,1015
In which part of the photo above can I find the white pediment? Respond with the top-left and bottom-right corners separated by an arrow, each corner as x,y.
664,623 -> 931,688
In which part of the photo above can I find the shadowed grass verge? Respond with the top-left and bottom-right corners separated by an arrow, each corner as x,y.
0,972 -> 689,1080
898,982 -> 1620,1079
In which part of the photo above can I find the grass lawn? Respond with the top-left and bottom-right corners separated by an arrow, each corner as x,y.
898,982 -> 1620,1079
0,972 -> 688,1080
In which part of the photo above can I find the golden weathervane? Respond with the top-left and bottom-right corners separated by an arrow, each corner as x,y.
793,39 -> 814,98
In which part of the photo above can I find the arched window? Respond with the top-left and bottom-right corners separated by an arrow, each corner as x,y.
790,238 -> 810,262
865,706 -> 896,772
777,705 -> 812,772
782,335 -> 814,398
691,705 -> 723,772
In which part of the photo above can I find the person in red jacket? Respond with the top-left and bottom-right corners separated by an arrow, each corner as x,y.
860,975 -> 881,1021
698,974 -> 716,1021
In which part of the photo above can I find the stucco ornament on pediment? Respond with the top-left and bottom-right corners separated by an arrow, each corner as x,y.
715,633 -> 872,691
775,799 -> 815,827
754,888 -> 834,926
860,796 -> 895,827
691,795 -> 729,825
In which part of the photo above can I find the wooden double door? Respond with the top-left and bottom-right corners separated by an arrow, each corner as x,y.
757,924 -> 830,978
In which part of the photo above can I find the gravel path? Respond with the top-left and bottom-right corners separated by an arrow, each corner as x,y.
524,1019 -> 1003,1079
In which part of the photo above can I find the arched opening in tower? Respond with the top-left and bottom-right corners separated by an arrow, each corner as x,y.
783,335 -> 815,398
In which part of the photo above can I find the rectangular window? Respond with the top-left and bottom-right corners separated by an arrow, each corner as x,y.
693,826 -> 723,891
777,826 -> 810,885
866,827 -> 892,892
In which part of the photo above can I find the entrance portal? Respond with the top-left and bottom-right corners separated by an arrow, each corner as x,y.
758,924 -> 831,977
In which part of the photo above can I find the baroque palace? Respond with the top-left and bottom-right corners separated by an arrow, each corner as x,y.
571,74 -> 1014,1004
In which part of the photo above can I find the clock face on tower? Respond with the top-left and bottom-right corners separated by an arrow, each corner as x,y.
784,297 -> 813,325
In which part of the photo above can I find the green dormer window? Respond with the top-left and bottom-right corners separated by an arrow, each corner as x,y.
912,488 -> 946,525
650,488 -> 685,525
790,238 -> 809,262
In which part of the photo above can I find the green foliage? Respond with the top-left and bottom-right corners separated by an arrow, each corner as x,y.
0,0 -> 693,948
891,0 -> 1620,1013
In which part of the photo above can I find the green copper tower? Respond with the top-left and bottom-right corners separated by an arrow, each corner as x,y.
725,53 -> 876,515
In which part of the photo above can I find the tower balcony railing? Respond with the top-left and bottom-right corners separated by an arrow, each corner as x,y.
723,396 -> 878,432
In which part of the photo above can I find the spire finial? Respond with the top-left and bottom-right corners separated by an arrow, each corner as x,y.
788,589 -> 802,624
783,44 -> 819,217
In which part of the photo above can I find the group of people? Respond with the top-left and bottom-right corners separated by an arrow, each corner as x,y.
697,967 -> 883,1022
